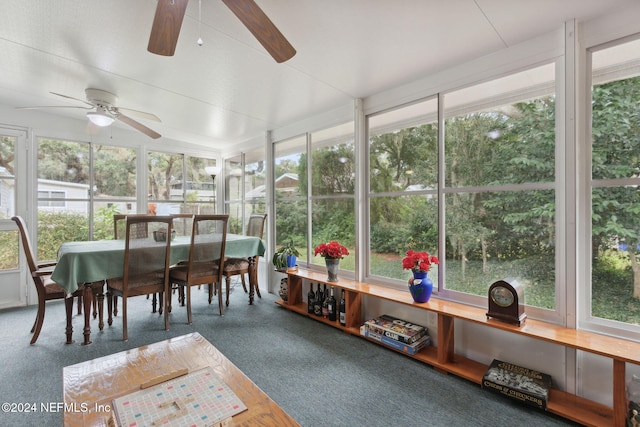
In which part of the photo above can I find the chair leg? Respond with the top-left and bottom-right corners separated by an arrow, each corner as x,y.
77,295 -> 83,315
186,285 -> 193,325
163,291 -> 169,331
107,291 -> 114,326
226,280 -> 230,307
30,294 -> 46,345
217,282 -> 224,316
122,298 -> 128,342
30,312 -> 38,333
240,274 -> 248,293
152,293 -> 157,313
207,284 -> 213,304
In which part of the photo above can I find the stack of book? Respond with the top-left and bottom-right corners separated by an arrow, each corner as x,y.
481,359 -> 552,410
360,314 -> 430,355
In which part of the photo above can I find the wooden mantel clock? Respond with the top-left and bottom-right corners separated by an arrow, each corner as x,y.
486,278 -> 526,326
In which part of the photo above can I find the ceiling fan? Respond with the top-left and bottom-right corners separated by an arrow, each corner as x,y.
17,88 -> 162,139
148,0 -> 296,63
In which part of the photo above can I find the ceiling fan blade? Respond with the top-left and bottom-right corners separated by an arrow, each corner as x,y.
147,0 -> 189,56
222,0 -> 296,63
16,105 -> 92,110
51,92 -> 94,107
116,107 -> 161,123
116,113 -> 162,139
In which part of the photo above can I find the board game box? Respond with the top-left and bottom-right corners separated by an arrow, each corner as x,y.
360,325 -> 430,355
364,314 -> 428,345
481,359 -> 552,410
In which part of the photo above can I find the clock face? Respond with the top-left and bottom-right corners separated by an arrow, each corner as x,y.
490,286 -> 514,307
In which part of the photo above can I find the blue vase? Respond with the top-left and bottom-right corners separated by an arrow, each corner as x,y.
286,255 -> 297,268
409,271 -> 433,303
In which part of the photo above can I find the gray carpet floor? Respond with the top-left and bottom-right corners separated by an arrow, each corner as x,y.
0,282 -> 581,426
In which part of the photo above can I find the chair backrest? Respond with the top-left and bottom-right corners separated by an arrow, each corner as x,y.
114,214 -> 150,240
11,216 -> 38,276
122,216 -> 173,295
186,214 -> 229,284
171,213 -> 195,237
245,214 -> 267,239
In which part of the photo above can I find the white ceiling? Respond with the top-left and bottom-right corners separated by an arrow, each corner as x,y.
0,0 -> 636,153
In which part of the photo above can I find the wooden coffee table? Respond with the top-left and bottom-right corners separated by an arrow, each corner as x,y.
63,332 -> 299,426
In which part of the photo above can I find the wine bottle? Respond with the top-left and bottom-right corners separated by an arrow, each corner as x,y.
327,286 -> 337,321
307,282 -> 315,314
338,289 -> 346,326
313,283 -> 323,316
322,286 -> 330,318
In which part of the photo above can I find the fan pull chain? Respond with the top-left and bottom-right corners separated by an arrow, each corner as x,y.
197,0 -> 203,46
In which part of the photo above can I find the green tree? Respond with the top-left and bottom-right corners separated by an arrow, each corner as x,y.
591,77 -> 640,297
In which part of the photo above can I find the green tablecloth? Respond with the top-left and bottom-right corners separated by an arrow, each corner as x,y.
51,234 -> 266,295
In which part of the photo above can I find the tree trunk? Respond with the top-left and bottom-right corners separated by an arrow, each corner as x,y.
631,252 -> 640,299
481,236 -> 488,274
460,242 -> 466,281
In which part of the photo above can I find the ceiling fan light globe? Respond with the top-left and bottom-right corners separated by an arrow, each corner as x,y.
87,111 -> 115,127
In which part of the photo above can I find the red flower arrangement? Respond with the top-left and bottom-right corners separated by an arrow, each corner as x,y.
314,241 -> 350,259
402,250 -> 439,273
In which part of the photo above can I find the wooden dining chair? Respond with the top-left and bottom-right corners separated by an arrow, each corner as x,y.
106,215 -> 173,341
113,213 -> 150,240
222,213 -> 267,299
171,213 -> 194,237
169,214 -> 229,323
12,215 -> 83,345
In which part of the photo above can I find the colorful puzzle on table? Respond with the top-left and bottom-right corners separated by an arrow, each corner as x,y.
112,366 -> 247,426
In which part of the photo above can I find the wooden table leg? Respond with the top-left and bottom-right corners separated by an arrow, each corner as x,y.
93,283 -> 105,331
65,296 -> 75,344
81,284 -> 93,345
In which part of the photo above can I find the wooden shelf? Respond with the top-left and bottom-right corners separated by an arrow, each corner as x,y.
275,268 -> 640,427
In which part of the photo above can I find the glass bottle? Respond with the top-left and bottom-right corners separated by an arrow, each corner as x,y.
322,286 -> 330,318
327,286 -> 337,321
314,283 -> 323,316
307,282 -> 315,314
338,289 -> 346,326
627,374 -> 640,425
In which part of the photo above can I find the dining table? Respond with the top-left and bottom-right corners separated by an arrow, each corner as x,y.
51,234 -> 266,345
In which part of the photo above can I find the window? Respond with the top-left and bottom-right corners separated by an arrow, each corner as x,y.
35,140 -> 218,260
37,138 -> 91,259
0,133 -> 19,271
368,98 -> 438,282
221,148 -> 266,235
589,36 -> 640,330
147,150 -> 217,217
273,124 -> 355,270
225,155 -> 243,234
441,64 -> 557,311
365,63 -> 557,315
309,122 -> 355,272
37,190 -> 66,207
244,147 -> 267,221
92,144 -> 138,240
274,135 -> 308,261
